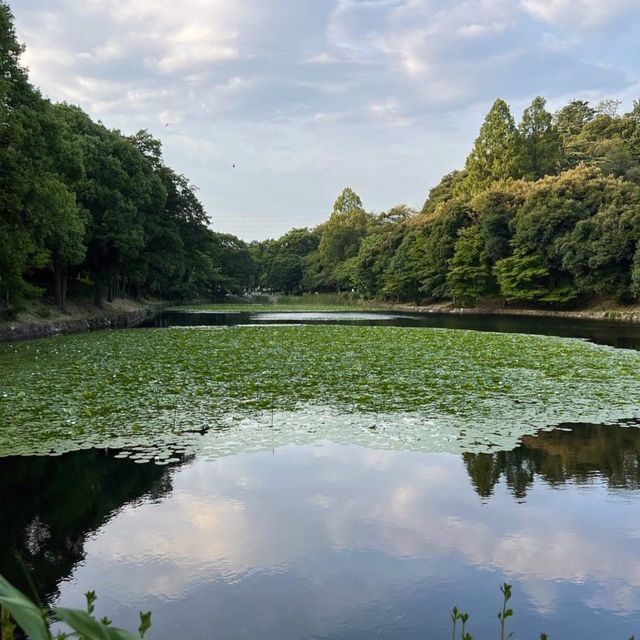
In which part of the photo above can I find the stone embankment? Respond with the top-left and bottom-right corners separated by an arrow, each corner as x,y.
0,303 -> 166,342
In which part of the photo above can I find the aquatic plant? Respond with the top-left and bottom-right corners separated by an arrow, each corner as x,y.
450,583 -> 636,640
2,575 -> 636,640
0,574 -> 150,640
2,326 -> 640,461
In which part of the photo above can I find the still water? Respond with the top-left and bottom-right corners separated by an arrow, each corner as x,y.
155,308 -> 640,350
2,311 -> 640,639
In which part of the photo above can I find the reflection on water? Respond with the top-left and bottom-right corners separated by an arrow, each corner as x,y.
155,309 -> 640,350
2,424 -> 639,640
0,451 -> 178,600
465,422 -> 640,499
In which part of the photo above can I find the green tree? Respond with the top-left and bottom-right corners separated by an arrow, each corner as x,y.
461,99 -> 522,195
447,225 -> 497,305
380,230 -> 423,301
256,227 -> 320,294
494,250 -> 565,302
421,170 -> 466,215
558,179 -> 640,299
316,187 -> 371,290
352,206 -> 413,298
554,99 -> 596,167
417,200 -> 472,298
519,96 -> 561,179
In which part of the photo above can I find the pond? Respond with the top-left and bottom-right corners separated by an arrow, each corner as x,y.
1,311 -> 640,639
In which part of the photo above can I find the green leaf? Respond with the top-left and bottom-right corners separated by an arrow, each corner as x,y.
54,608 -> 138,640
0,574 -> 50,640
85,591 -> 97,615
138,611 -> 151,638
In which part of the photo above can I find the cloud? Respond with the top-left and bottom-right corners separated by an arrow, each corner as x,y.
11,0 -> 640,240
324,0 -> 631,109
520,0 -> 639,29
54,444 -> 640,631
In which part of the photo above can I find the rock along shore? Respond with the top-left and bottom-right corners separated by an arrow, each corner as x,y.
0,302 -> 167,343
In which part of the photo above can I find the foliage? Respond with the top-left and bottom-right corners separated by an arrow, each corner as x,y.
314,187 -> 372,290
0,573 -> 151,640
0,3 -> 255,313
449,582 -> 634,640
460,99 -> 522,195
248,95 -> 640,309
4,0 -> 640,311
519,96 -> 561,180
447,225 -> 496,305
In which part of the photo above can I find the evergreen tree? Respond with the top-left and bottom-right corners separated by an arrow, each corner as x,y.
519,97 -> 561,179
461,99 -> 522,195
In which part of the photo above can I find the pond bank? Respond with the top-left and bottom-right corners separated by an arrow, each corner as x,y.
376,300 -> 640,325
0,299 -> 168,343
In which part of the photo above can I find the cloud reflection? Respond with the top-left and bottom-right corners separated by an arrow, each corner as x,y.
54,440 -> 640,637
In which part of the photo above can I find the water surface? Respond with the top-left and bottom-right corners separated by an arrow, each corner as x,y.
2,311 -> 640,639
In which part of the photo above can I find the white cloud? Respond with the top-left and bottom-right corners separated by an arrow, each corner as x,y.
11,0 -> 639,239
521,0 -> 638,29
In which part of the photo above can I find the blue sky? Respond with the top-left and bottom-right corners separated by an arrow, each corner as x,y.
12,0 -> 640,240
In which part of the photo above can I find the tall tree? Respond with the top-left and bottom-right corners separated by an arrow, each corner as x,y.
461,99 -> 522,195
316,187 -> 371,290
519,96 -> 561,179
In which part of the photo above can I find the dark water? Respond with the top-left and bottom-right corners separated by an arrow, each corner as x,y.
3,312 -> 640,639
155,308 -> 640,350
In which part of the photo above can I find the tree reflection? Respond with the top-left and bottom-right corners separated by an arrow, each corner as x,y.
464,423 -> 640,500
0,450 -> 179,602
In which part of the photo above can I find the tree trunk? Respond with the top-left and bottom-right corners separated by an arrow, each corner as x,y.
54,261 -> 68,312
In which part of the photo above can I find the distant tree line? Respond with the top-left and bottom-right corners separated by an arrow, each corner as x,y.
0,2 -> 257,314
3,0 -> 640,313
252,96 -> 640,307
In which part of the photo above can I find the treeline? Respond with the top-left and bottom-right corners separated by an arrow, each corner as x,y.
253,97 -> 640,306
4,0 -> 640,313
0,2 -> 257,315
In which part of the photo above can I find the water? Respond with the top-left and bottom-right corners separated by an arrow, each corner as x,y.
155,308 -> 640,350
2,311 -> 640,639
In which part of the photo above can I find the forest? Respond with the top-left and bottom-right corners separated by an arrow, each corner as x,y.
2,0 -> 640,315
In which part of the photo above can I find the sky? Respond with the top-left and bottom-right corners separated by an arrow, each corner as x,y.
11,0 -> 640,241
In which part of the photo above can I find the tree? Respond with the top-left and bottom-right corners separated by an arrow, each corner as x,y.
519,97 -> 561,179
316,187 -> 371,290
256,228 -> 320,294
0,1 -> 46,308
554,100 -> 595,140
421,171 -> 465,215
417,199 -> 472,298
447,226 -> 497,305
558,179 -> 640,299
554,100 -> 596,168
352,206 -> 413,298
494,250 -> 569,302
380,230 -> 423,301
461,99 -> 522,195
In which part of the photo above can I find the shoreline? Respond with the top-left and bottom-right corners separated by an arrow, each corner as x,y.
368,301 -> 640,325
4,298 -> 640,343
0,299 -> 168,343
